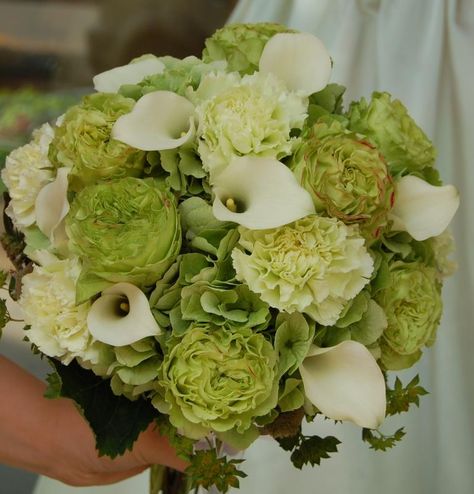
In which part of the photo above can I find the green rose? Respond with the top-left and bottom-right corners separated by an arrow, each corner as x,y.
375,260 -> 442,370
202,22 -> 292,75
49,93 -> 146,191
292,120 -> 394,236
66,177 -> 181,301
347,92 -> 436,176
155,324 -> 278,438
232,215 -> 374,326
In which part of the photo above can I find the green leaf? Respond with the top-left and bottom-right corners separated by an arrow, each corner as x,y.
154,415 -> 195,460
186,449 -> 247,493
48,359 -> 157,458
362,427 -> 406,451
0,298 -> 10,336
290,435 -> 341,469
44,369 -> 62,399
0,270 -> 8,288
386,375 -> 429,416
276,431 -> 301,452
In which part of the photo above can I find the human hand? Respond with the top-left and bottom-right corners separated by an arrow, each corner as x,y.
0,356 -> 186,487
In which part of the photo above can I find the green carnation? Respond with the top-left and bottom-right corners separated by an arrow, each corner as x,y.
232,215 -> 374,326
156,324 -> 278,438
202,22 -> 292,75
347,92 -> 436,176
292,120 -> 394,236
375,260 -> 442,370
66,177 -> 181,301
49,93 -> 146,191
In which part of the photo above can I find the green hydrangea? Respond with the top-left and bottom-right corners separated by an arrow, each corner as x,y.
66,177 -> 181,301
347,92 -> 436,176
292,120 -> 394,237
119,56 -> 225,100
375,260 -> 442,370
48,93 -> 146,191
155,324 -> 278,438
202,22 -> 292,75
232,215 -> 374,326
108,338 -> 162,400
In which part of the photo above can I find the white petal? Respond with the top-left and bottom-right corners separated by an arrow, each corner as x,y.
212,156 -> 315,229
112,90 -> 195,151
389,175 -> 460,241
35,167 -> 70,243
93,58 -> 165,93
87,282 -> 160,346
299,341 -> 386,429
259,32 -> 332,95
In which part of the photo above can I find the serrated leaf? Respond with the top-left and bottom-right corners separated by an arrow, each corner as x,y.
186,449 -> 247,493
0,298 -> 9,336
49,359 -> 156,458
154,415 -> 195,460
276,430 -> 301,452
290,435 -> 340,469
362,427 -> 406,451
386,375 -> 428,416
44,369 -> 62,399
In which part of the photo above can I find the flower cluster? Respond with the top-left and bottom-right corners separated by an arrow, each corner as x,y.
1,21 -> 459,490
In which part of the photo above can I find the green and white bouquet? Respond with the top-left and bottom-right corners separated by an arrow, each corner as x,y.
0,23 -> 460,493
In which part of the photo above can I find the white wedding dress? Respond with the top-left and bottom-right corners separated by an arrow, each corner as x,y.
35,1 -> 474,493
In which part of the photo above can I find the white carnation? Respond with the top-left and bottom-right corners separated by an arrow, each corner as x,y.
196,72 -> 307,180
19,257 -> 94,364
232,216 -> 374,326
2,123 -> 55,230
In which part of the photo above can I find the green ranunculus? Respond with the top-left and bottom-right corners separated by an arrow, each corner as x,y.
48,93 -> 146,191
202,22 -> 292,75
347,92 -> 436,177
375,260 -> 442,370
66,177 -> 181,301
155,324 -> 278,438
292,120 -> 394,236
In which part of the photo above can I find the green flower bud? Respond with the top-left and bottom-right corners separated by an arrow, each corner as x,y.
202,22 -> 293,75
348,92 -> 436,176
292,120 -> 394,236
66,177 -> 181,300
156,324 -> 278,438
375,261 -> 442,369
49,93 -> 146,191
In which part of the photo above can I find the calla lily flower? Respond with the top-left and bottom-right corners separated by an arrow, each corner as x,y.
87,282 -> 161,346
259,32 -> 332,96
112,90 -> 195,151
389,175 -> 460,241
299,341 -> 386,429
212,156 -> 315,229
93,57 -> 165,93
35,167 -> 70,245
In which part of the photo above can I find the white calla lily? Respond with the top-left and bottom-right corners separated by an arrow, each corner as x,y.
259,32 -> 332,96
299,341 -> 386,429
93,57 -> 165,93
35,167 -> 70,245
212,156 -> 315,229
87,282 -> 161,346
112,90 -> 195,151
389,175 -> 460,241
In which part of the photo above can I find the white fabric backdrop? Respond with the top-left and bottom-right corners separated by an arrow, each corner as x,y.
35,1 -> 474,493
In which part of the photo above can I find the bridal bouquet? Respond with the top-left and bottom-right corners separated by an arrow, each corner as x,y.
0,23 -> 459,493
